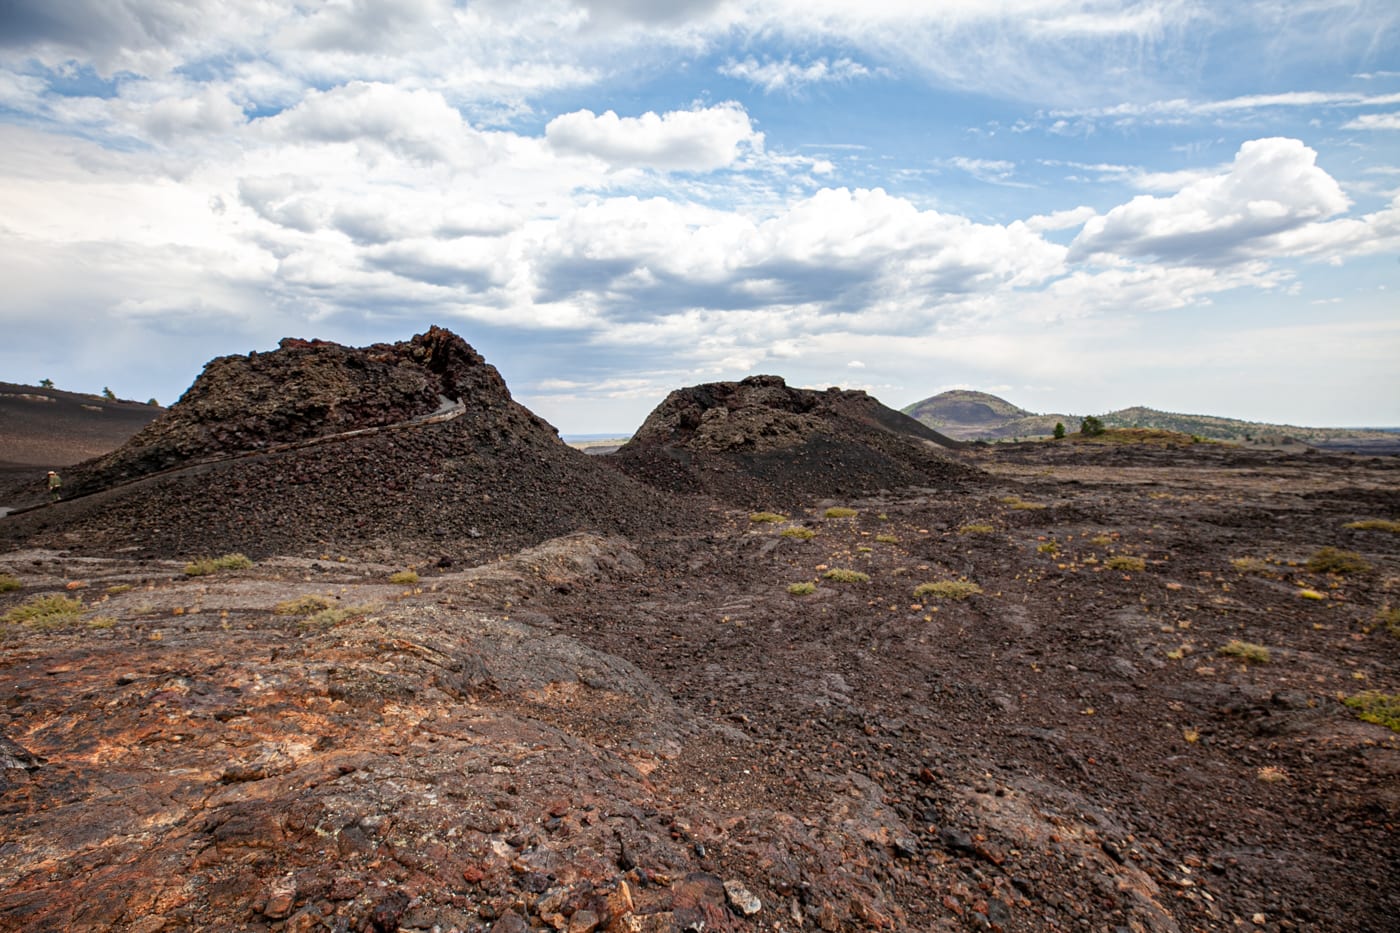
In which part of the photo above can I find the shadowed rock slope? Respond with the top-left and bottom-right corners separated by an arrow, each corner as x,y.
609,375 -> 973,509
0,329 -> 695,561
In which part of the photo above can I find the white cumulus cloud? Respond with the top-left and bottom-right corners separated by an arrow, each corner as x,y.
545,103 -> 762,171
1069,138 -> 1350,266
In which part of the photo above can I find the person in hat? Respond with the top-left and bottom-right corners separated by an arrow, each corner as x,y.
46,470 -> 62,502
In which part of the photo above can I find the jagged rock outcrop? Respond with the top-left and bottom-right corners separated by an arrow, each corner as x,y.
0,328 -> 698,560
608,375 -> 974,508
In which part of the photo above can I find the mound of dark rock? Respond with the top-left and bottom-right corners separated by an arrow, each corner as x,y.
608,375 -> 975,509
0,328 -> 697,560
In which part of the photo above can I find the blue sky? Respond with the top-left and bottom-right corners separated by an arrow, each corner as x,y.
1,1 -> 1397,432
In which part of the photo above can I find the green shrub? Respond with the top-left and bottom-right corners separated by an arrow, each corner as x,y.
958,523 -> 994,535
914,580 -> 983,600
788,582 -> 816,596
0,573 -> 21,593
389,570 -> 420,585
780,527 -> 816,540
1344,519 -> 1400,533
823,568 -> 869,583
1080,415 -> 1105,436
1217,639 -> 1270,663
1342,692 -> 1400,732
1106,555 -> 1146,572
3,594 -> 84,629
750,511 -> 787,523
185,553 -> 253,576
1053,422 -> 1066,439
824,507 -> 859,519
274,594 -> 335,616
1306,547 -> 1371,575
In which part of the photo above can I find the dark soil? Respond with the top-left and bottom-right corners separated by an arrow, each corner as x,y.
1,337 -> 1398,933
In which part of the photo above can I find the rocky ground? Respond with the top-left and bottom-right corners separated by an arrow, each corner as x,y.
3,439 -> 1398,932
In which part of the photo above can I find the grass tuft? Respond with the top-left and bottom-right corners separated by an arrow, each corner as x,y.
1036,541 -> 1058,555
749,511 -> 787,523
2,594 -> 84,629
1230,557 -> 1271,573
875,534 -> 898,544
913,580 -> 983,600
780,527 -> 816,540
787,582 -> 816,596
185,553 -> 253,576
1342,692 -> 1400,732
958,523 -> 995,535
824,507 -> 858,519
823,568 -> 870,584
0,573 -> 22,593
1000,496 -> 1047,510
1217,639 -> 1270,663
274,594 -> 335,616
1344,519 -> 1400,533
389,570 -> 420,585
1106,555 -> 1147,572
1305,547 -> 1371,575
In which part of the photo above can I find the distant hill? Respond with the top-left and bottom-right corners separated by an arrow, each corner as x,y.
901,390 -> 1400,451
0,382 -> 162,469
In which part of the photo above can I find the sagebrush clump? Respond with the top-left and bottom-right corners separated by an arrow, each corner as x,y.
1218,639 -> 1270,663
390,570 -> 420,585
0,573 -> 22,593
824,507 -> 858,519
1343,692 -> 1400,732
823,568 -> 869,583
781,527 -> 816,540
788,582 -> 816,596
1106,555 -> 1146,572
1306,547 -> 1371,575
750,512 -> 787,524
185,553 -> 253,576
274,594 -> 335,616
914,580 -> 983,600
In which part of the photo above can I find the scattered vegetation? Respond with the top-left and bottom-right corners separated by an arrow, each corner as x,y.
1000,496 -> 1046,510
1106,555 -> 1147,572
389,570 -> 420,585
958,523 -> 995,535
0,573 -> 21,593
301,607 -> 362,627
184,553 -> 254,576
86,616 -> 117,630
1344,519 -> 1400,533
1218,639 -> 1270,663
780,527 -> 816,540
274,594 -> 335,616
1230,557 -> 1271,573
1377,607 -> 1400,637
2,594 -> 85,629
1306,547 -> 1371,575
1342,692 -> 1400,733
788,582 -> 816,596
914,580 -> 983,600
824,507 -> 858,519
1090,534 -> 1114,547
875,534 -> 898,544
823,568 -> 870,584
749,511 -> 787,523
106,583 -> 134,595
1036,541 -> 1058,555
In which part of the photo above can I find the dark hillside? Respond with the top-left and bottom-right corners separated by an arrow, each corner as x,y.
610,375 -> 973,509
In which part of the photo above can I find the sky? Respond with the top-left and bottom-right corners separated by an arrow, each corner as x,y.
1,1 -> 1398,433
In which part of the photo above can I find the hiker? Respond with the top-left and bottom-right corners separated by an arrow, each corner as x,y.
46,471 -> 61,502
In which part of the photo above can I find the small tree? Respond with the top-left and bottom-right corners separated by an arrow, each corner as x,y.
147,398 -> 159,407
102,387 -> 116,400
39,378 -> 54,389
1053,422 -> 1066,439
1080,415 -> 1105,436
